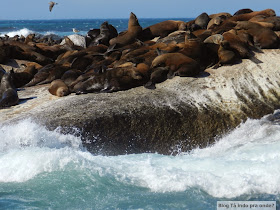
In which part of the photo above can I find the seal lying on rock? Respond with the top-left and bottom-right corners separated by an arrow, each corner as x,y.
235,21 -> 280,48
73,62 -> 149,94
48,79 -> 70,97
0,69 -> 19,108
138,20 -> 187,41
151,52 -> 201,78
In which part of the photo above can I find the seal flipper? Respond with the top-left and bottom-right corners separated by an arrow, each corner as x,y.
105,44 -> 117,55
144,81 -> 156,89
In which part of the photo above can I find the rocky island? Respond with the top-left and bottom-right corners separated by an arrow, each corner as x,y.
1,8 -> 280,155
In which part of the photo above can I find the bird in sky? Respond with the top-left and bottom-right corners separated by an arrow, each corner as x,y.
73,28 -> 80,33
49,1 -> 58,12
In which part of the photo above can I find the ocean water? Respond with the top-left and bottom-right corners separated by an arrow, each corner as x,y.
1,112 -> 280,209
0,18 -> 192,38
0,19 -> 279,209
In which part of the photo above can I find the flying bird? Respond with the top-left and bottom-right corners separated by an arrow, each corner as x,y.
73,28 -> 80,33
49,1 -> 58,12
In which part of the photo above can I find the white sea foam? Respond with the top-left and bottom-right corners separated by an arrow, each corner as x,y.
0,119 -> 82,151
0,116 -> 279,198
0,28 -> 35,38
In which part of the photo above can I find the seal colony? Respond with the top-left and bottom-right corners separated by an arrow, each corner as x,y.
0,8 -> 280,107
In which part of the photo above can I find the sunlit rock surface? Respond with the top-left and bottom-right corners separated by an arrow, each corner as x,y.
1,49 -> 280,155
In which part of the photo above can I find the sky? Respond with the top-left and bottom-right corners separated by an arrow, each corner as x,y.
0,0 -> 279,20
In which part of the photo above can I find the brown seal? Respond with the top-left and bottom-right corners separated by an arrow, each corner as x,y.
151,52 -> 200,78
207,15 -> 229,30
24,64 -> 54,87
48,79 -> 70,97
233,8 -> 253,16
214,41 -> 238,68
61,69 -> 82,86
249,15 -> 280,30
138,20 -> 187,41
73,63 -> 149,94
180,32 -> 204,60
24,33 -> 35,44
109,12 -> 142,47
4,40 -> 53,65
209,12 -> 232,19
35,43 -> 67,60
0,69 -> 19,108
144,66 -> 169,89
230,9 -> 276,21
37,64 -> 69,85
13,63 -> 40,88
235,21 -> 280,48
222,29 -> 251,58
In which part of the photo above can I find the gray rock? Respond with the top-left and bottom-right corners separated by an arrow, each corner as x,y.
1,49 -> 280,155
60,34 -> 86,48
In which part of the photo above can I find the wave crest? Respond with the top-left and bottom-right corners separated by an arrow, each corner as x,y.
0,28 -> 35,38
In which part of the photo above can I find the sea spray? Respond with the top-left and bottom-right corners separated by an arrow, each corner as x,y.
0,115 -> 279,209
0,28 -> 34,38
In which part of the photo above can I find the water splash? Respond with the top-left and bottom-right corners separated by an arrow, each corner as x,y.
0,28 -> 34,37
0,116 -> 279,200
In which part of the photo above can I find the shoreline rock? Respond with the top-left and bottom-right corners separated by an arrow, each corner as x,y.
1,49 -> 280,155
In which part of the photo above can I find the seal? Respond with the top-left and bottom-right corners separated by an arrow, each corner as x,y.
230,9 -> 276,21
249,15 -> 280,30
37,64 -> 69,85
233,8 -> 253,16
24,33 -> 35,44
222,29 -> 251,58
207,15 -> 229,30
93,21 -> 118,46
138,20 -> 187,41
213,41 -> 238,68
5,40 -> 53,65
211,20 -> 237,34
48,79 -> 70,97
235,21 -> 280,48
13,64 -> 39,88
193,12 -> 210,29
156,30 -> 187,44
61,69 -> 82,86
70,54 -> 94,70
191,29 -> 212,41
0,69 -> 19,108
151,52 -> 200,78
180,32 -> 204,60
109,12 -> 142,48
87,29 -> 100,40
73,63 -> 149,94
203,34 -> 224,44
24,64 -> 54,87
35,42 -> 67,60
209,12 -> 232,19
144,66 -> 169,89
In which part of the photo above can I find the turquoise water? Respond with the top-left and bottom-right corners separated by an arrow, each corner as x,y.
0,113 -> 280,209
